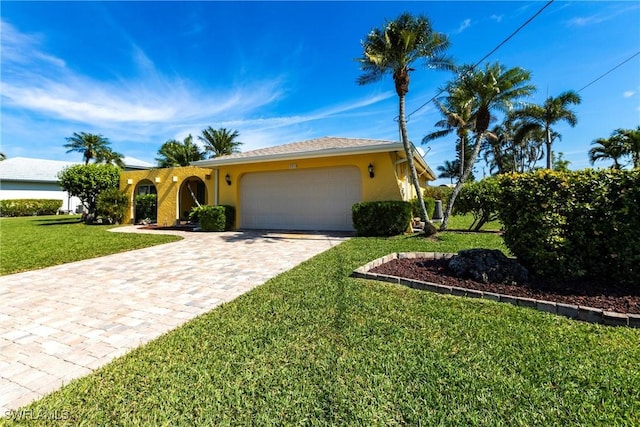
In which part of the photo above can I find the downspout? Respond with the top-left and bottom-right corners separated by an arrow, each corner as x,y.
214,169 -> 219,205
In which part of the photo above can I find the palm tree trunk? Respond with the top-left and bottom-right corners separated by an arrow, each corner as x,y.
398,94 -> 437,235
439,131 -> 484,231
545,127 -> 552,169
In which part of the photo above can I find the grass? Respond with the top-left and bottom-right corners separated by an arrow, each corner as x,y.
5,230 -> 639,425
0,215 -> 181,275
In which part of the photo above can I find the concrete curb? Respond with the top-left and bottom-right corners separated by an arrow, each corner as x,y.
352,252 -> 639,328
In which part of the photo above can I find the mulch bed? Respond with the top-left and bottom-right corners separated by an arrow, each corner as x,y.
370,258 -> 640,315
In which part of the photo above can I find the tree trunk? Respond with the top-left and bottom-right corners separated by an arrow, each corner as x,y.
439,131 -> 485,231
398,94 -> 437,236
545,127 -> 552,169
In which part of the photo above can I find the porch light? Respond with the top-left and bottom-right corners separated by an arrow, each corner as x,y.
225,173 -> 232,186
172,176 -> 178,182
368,163 -> 375,178
126,179 -> 133,185
155,177 -> 161,183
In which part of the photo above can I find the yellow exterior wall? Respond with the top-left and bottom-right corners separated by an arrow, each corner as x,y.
120,151 -> 431,228
120,166 -> 212,225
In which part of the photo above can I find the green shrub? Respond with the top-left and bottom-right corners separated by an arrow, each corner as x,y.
0,199 -> 62,217
135,194 -> 157,222
497,169 -> 640,284
453,177 -> 501,231
424,185 -> 452,207
189,205 -> 226,231
410,197 -> 435,221
96,188 -> 129,224
221,205 -> 235,231
352,201 -> 412,237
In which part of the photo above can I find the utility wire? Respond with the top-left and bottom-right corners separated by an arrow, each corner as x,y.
577,50 -> 640,93
405,0 -> 555,121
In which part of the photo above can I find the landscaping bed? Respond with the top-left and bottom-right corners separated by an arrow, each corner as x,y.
370,257 -> 640,314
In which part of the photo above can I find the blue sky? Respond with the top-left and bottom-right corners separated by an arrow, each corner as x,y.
2,1 -> 639,184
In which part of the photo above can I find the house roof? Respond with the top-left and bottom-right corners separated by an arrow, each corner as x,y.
0,157 -> 79,183
190,136 -> 435,178
0,156 -> 154,183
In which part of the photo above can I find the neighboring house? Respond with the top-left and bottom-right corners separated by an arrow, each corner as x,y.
0,156 -> 153,213
120,137 -> 436,231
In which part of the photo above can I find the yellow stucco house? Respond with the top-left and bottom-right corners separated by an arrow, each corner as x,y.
120,137 -> 435,231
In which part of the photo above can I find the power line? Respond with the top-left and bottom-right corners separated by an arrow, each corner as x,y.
577,50 -> 640,93
405,0 -> 554,121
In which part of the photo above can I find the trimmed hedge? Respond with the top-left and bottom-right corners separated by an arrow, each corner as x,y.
352,201 -> 412,237
497,169 -> 640,284
0,199 -> 62,217
189,205 -> 235,231
221,205 -> 236,231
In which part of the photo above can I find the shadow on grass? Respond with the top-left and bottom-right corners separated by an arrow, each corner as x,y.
36,217 -> 83,226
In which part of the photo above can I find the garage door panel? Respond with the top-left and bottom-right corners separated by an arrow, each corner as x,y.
240,167 -> 361,231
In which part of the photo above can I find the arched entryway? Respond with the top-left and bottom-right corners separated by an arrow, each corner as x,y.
179,177 -> 206,221
134,179 -> 158,224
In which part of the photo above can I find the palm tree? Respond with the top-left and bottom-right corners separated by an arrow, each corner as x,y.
0,153 -> 6,161
64,132 -> 113,164
423,97 -> 474,179
95,149 -> 126,169
357,13 -> 453,235
156,134 -> 204,167
199,127 -> 243,158
618,127 -> 640,169
439,62 -> 535,230
589,136 -> 627,169
436,160 -> 459,184
512,91 -> 581,169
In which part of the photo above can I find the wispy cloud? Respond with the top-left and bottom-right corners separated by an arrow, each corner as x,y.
623,91 -> 636,98
566,4 -> 640,27
456,19 -> 472,34
490,14 -> 503,23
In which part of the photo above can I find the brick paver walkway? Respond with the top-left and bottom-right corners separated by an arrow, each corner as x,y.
0,227 -> 349,413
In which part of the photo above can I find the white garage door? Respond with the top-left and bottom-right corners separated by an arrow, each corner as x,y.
240,166 -> 362,231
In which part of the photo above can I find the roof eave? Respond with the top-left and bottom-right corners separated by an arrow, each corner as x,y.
190,143 -> 406,167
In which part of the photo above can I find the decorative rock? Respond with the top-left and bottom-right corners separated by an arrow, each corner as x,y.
448,249 -> 529,284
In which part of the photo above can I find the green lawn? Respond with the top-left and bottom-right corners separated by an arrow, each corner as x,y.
5,231 -> 638,425
0,215 -> 181,275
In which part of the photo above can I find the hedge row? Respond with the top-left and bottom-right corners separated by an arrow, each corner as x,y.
352,201 -> 412,237
0,199 -> 63,217
497,169 -> 639,284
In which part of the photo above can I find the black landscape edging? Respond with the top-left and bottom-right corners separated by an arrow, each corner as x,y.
352,252 -> 639,328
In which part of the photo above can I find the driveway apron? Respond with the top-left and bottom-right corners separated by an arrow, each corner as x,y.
0,227 -> 349,413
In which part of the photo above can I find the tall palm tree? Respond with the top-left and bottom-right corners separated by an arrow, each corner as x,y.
357,12 -> 453,235
95,149 -> 126,169
156,134 -> 204,167
0,152 -> 6,161
512,91 -> 581,169
589,130 -> 633,169
439,62 -> 535,230
423,97 -> 474,178
64,132 -> 113,164
436,160 -> 459,184
199,127 -> 243,158
618,127 -> 640,169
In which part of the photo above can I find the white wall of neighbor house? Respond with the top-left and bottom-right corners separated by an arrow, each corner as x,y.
0,181 -> 82,212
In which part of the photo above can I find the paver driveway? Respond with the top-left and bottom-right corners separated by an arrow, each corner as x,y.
0,227 -> 349,413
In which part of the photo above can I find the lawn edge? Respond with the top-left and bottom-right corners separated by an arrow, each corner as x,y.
352,252 -> 639,328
